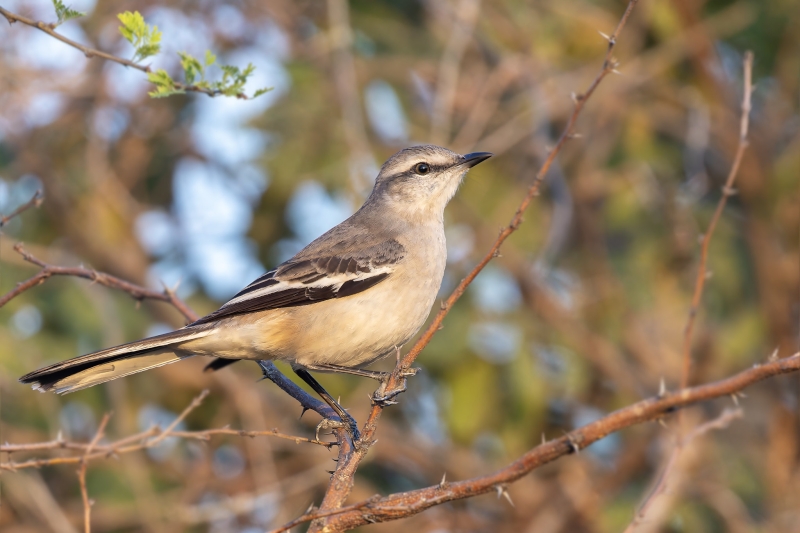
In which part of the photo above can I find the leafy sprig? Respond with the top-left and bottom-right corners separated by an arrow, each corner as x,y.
148,50 -> 271,99
117,11 -> 162,63
44,3 -> 269,99
51,0 -> 84,26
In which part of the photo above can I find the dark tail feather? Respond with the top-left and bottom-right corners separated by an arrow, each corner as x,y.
20,327 -> 214,394
204,358 -> 240,372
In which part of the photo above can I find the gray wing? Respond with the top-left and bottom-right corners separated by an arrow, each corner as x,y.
190,238 -> 405,326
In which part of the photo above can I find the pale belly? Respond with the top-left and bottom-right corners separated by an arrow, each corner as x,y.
182,226 -> 447,368
272,268 -> 440,367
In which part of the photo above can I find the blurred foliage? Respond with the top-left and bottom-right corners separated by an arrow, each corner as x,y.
1,0 -> 798,532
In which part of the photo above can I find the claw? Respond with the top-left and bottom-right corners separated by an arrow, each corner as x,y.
372,378 -> 408,406
315,418 -> 348,442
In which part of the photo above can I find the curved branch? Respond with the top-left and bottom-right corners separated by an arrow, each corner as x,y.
0,243 -> 198,323
280,352 -> 800,532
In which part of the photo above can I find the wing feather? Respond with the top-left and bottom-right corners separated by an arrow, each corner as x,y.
189,239 -> 404,326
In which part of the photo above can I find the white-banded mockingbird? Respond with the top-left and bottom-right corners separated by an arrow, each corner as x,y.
20,145 -> 492,438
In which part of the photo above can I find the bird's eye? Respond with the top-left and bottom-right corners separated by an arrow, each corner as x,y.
415,162 -> 431,175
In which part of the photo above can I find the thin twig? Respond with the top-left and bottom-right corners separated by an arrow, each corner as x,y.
429,0 -> 482,145
147,390 -> 210,447
0,244 -> 198,322
624,408 -> 744,532
284,353 -> 800,532
625,51 -> 755,532
2,390 -> 331,471
0,189 -> 43,228
679,51 -> 754,388
0,6 -> 252,99
77,413 -> 110,533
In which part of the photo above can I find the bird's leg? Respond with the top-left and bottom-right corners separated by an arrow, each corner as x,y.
302,363 -> 390,381
293,367 -> 360,441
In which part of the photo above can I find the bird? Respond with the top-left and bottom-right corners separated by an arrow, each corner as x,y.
20,144 -> 492,437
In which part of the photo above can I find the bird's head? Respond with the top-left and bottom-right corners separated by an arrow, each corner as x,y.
371,144 -> 492,221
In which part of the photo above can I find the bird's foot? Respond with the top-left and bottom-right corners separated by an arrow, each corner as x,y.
315,414 -> 360,442
371,367 -> 419,406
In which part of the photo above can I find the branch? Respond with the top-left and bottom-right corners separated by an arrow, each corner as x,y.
623,408 -> 744,532
2,389 -> 332,472
78,412 -> 109,533
627,50 -> 755,531
0,243 -> 198,323
0,189 -> 43,228
0,6 -> 257,99
680,50 -> 754,388
285,353 -> 800,532
302,1 -> 642,529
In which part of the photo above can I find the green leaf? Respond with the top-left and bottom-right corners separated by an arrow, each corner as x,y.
52,0 -> 84,25
146,69 -> 183,98
204,50 -> 216,67
252,87 -> 272,98
178,52 -> 203,86
118,11 -> 162,62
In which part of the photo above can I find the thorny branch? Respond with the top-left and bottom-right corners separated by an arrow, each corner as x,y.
680,50 -> 754,389
625,50 -> 755,531
1,389 -> 332,472
301,1 -> 642,530
623,408 -> 744,533
0,243 -> 198,323
0,6 -> 254,99
276,353 -> 800,532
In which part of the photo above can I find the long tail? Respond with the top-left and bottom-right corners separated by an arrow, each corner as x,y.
19,327 -> 215,394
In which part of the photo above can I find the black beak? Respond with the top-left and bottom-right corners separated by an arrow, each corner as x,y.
461,152 -> 493,168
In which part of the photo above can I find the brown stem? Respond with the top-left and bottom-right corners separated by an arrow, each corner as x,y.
679,51 -> 754,388
283,353 -> 800,532
0,189 -> 43,228
0,244 -> 198,323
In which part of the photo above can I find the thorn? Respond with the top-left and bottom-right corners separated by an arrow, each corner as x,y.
439,472 -> 447,488
722,186 -> 738,196
305,502 -> 315,514
611,68 -> 622,75
570,91 -> 580,104
737,392 -> 747,398
598,30 -> 611,41
705,271 -> 713,280
567,436 -> 580,454
659,377 -> 666,397
496,485 -> 515,507
658,418 -> 668,429
326,470 -> 336,475
568,132 -> 583,139
731,394 -> 739,406
541,433 -> 546,445
440,301 -> 448,310
299,407 -> 310,420
768,348 -> 779,362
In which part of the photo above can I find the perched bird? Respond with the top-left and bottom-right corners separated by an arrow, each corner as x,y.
20,145 -> 491,436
